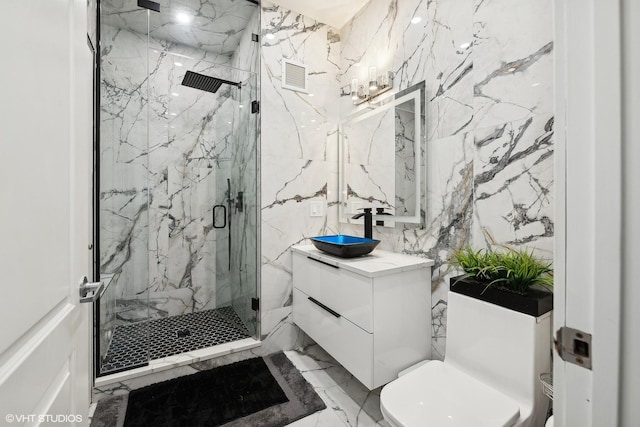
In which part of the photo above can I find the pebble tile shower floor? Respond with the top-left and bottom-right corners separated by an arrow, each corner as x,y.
100,306 -> 251,375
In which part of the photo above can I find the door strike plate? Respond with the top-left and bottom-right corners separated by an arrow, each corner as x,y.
555,326 -> 592,370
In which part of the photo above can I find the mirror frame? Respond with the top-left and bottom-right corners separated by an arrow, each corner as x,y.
338,81 -> 426,225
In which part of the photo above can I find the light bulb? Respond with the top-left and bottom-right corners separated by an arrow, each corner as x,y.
176,12 -> 192,24
369,66 -> 378,90
351,79 -> 358,100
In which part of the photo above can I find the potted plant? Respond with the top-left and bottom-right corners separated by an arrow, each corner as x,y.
450,246 -> 553,316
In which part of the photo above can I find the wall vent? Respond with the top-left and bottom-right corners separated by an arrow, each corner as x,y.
282,59 -> 308,93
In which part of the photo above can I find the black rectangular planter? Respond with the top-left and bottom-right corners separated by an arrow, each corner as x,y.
450,275 -> 553,317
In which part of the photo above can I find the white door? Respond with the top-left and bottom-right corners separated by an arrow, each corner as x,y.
554,0 -> 640,425
0,0 -> 93,425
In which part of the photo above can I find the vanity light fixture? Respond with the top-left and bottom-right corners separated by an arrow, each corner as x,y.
351,70 -> 394,106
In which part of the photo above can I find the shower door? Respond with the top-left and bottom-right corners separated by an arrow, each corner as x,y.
97,0 -> 259,377
98,5 -> 152,375
146,47 -> 259,335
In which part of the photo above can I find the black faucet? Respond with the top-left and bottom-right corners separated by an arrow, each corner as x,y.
351,208 -> 373,239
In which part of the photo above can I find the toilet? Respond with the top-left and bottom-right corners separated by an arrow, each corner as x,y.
380,291 -> 552,427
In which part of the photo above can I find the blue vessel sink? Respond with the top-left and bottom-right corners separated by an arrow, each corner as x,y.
310,235 -> 380,258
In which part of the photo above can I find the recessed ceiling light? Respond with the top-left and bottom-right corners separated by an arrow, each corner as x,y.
176,12 -> 192,24
171,92 -> 179,97
411,16 -> 422,24
459,42 -> 471,50
265,33 -> 275,40
174,62 -> 183,67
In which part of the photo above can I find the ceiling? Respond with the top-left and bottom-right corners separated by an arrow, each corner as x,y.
101,0 -> 258,56
268,0 -> 370,29
100,0 -> 368,56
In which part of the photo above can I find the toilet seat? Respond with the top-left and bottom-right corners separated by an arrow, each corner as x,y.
380,361 -> 521,427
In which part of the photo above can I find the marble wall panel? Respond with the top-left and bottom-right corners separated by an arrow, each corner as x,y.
259,2 -> 341,351
472,0 -> 554,130
334,0 -> 553,359
472,114 -> 555,256
252,0 -> 551,360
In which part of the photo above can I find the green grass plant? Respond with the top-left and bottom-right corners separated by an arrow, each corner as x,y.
451,246 -> 553,294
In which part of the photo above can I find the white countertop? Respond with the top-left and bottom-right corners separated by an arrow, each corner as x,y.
291,244 -> 434,278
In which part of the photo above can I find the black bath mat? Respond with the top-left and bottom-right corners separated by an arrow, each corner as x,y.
123,357 -> 288,427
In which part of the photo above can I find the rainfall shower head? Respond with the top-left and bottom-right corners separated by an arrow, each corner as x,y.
181,71 -> 241,94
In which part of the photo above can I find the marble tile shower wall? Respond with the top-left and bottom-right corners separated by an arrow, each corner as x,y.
259,0 -> 553,359
100,25 -> 248,322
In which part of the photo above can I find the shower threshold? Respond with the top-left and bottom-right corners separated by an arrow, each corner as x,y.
99,306 -> 252,376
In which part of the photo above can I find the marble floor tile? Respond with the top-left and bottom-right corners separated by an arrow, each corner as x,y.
284,344 -> 389,427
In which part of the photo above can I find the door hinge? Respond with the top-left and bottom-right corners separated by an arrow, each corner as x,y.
251,297 -> 260,311
555,326 -> 592,370
251,100 -> 259,114
251,33 -> 259,43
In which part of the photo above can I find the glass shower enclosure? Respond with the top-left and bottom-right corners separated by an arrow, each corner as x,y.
95,0 -> 260,376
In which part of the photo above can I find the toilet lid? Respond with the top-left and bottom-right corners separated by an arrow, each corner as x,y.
380,361 -> 521,427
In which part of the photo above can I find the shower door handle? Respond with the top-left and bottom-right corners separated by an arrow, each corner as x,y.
79,276 -> 104,303
213,204 -> 227,229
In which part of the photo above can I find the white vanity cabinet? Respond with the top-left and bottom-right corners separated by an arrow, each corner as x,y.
291,245 -> 434,389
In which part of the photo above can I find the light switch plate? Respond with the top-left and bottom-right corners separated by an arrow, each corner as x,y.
310,201 -> 324,217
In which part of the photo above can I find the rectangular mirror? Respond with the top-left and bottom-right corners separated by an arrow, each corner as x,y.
339,81 -> 426,225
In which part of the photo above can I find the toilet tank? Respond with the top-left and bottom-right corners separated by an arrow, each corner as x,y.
444,292 -> 552,411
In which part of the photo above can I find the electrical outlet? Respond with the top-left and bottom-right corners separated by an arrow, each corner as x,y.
310,201 -> 324,217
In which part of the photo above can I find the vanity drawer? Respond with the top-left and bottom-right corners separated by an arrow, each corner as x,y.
293,288 -> 374,388
292,252 -> 373,332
